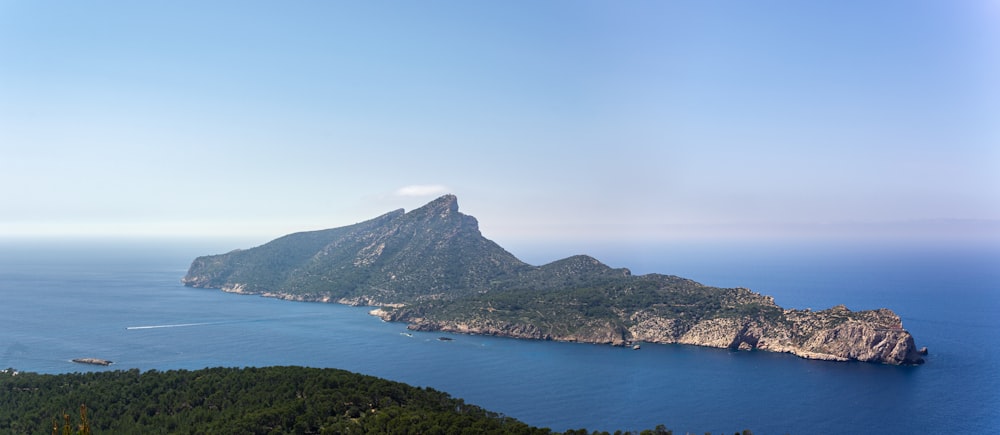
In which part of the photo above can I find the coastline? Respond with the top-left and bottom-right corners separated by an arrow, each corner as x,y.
199,285 -> 923,365
369,306 -> 923,365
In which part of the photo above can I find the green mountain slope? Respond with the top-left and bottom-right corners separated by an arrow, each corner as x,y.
184,195 -> 529,304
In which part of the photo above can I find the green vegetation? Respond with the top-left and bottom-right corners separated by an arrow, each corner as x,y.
1,366 -> 542,434
52,404 -> 91,435
390,267 -> 786,342
183,195 -> 531,303
1,366 -> 752,435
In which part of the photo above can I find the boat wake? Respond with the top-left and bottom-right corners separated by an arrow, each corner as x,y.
126,322 -> 219,330
126,313 -> 328,331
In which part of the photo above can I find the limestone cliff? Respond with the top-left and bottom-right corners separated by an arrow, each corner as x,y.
376,301 -> 924,365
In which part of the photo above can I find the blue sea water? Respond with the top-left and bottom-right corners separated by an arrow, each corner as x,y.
1,237 -> 997,434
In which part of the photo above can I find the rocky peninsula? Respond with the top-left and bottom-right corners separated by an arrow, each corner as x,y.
183,195 -> 924,365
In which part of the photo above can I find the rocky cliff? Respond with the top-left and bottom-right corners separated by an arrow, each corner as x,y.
184,195 -> 924,365
375,287 -> 924,365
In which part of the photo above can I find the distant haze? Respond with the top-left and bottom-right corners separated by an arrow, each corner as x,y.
1,1 -> 997,243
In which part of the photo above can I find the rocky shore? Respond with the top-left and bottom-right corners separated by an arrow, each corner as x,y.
211,286 -> 926,365
373,304 -> 925,365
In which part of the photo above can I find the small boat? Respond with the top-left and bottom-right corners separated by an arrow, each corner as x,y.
438,337 -> 454,341
632,344 -> 641,350
400,332 -> 413,337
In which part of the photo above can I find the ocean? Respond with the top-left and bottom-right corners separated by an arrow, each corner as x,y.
1,237 -> 997,434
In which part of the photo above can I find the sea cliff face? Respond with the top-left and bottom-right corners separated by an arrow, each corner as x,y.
184,195 -> 924,366
374,303 -> 924,365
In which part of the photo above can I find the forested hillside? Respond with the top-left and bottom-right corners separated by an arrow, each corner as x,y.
1,366 -> 727,435
1,366 -> 551,434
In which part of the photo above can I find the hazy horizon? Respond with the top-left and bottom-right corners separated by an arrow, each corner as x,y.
1,197 -> 997,245
2,1 -> 997,242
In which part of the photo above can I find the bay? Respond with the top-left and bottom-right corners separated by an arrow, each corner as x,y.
1,237 -> 997,434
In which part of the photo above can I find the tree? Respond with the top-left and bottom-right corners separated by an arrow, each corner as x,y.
53,404 -> 91,435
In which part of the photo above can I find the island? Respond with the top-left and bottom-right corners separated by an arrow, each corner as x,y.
183,195 -> 925,365
72,358 -> 113,366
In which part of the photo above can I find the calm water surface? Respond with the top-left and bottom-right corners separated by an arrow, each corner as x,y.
1,238 -> 997,434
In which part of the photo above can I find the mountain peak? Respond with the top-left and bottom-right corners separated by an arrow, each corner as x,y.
410,194 -> 459,216
431,194 -> 459,212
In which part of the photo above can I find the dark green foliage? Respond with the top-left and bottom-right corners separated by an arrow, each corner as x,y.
1,366 -> 551,435
0,367 -> 734,435
52,404 -> 91,435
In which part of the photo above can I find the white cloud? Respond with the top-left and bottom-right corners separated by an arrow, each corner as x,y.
394,184 -> 449,197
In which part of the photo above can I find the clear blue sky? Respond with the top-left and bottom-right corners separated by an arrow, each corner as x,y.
1,1 -> 997,243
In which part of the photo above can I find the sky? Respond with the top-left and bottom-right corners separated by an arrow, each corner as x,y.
1,1 -> 998,245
